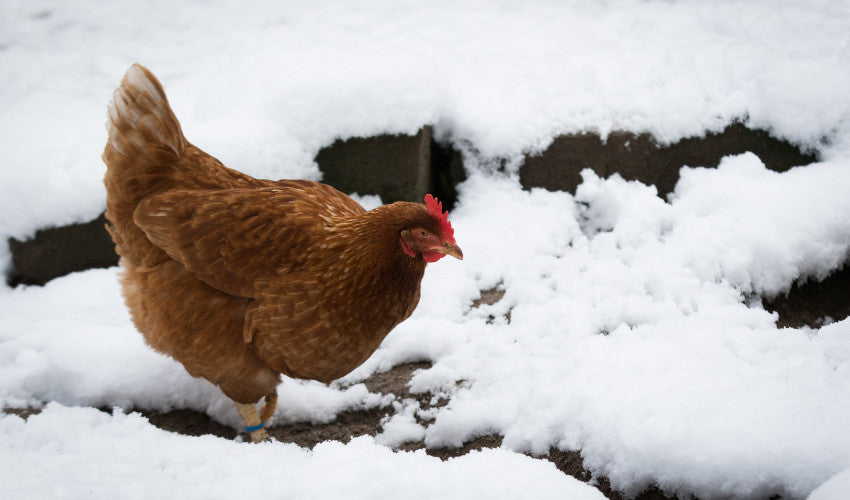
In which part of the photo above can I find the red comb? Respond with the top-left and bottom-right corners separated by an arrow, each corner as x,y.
424,194 -> 455,243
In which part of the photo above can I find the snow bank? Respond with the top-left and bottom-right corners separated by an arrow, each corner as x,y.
809,467 -> 850,500
376,155 -> 850,498
0,403 -> 603,500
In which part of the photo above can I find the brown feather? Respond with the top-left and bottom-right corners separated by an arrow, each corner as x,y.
103,64 -> 452,408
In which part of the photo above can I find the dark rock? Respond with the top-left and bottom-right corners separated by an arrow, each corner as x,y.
765,265 -> 850,328
429,136 -> 466,210
520,123 -> 818,197
316,127 -> 433,204
7,213 -> 118,286
315,126 -> 465,209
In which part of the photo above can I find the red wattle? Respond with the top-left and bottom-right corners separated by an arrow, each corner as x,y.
423,252 -> 445,263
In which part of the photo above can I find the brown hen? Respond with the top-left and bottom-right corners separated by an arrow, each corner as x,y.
103,64 -> 462,442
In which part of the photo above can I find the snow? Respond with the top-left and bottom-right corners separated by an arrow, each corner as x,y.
404,163 -> 850,499
809,468 -> 850,500
2,0 -> 850,499
1,403 -> 602,500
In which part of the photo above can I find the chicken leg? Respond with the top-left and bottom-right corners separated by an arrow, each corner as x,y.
235,391 -> 278,443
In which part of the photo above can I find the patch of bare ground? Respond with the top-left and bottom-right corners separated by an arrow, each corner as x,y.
472,286 -> 505,308
139,408 -> 239,440
471,283 -> 511,324
3,407 -> 42,419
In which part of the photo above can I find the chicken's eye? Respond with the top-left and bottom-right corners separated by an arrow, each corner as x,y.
417,229 -> 428,238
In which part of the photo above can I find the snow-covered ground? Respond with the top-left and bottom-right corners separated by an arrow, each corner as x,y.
2,1 -> 850,498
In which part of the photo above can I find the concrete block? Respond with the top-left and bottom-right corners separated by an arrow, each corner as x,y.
7,213 -> 118,286
315,127 -> 434,203
520,123 -> 817,197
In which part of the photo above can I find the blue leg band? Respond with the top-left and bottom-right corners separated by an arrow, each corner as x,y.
245,423 -> 265,432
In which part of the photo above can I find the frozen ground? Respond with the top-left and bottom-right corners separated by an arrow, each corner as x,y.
2,1 -> 850,499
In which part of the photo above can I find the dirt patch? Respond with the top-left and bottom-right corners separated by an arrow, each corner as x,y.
267,407 -> 387,448
139,408 -> 239,440
471,283 -> 512,324
3,407 -> 41,420
361,360 -> 430,399
472,285 -> 505,308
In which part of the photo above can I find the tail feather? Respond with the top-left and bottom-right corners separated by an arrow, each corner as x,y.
103,63 -> 188,262
103,63 -> 258,263
104,64 -> 185,171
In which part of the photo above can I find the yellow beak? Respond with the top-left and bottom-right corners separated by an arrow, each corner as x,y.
441,243 -> 463,260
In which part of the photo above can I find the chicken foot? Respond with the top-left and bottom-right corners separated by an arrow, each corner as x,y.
235,391 -> 278,443
258,391 -> 278,422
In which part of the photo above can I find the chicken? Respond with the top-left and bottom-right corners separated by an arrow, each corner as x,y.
102,64 -> 462,442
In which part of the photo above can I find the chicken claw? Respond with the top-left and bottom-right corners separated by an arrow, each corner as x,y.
258,390 -> 278,423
